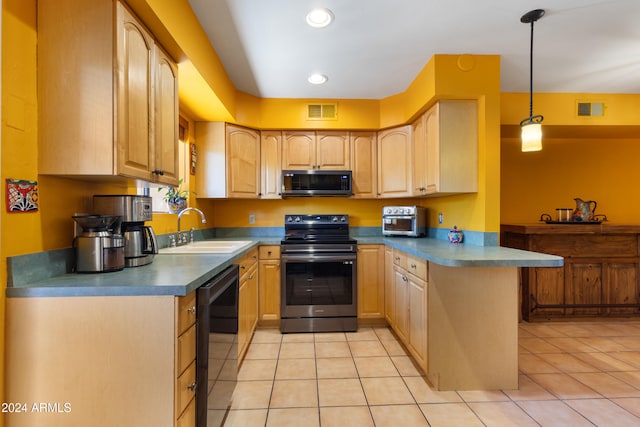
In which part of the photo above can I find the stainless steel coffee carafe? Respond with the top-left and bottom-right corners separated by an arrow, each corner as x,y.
93,195 -> 158,267
73,215 -> 125,273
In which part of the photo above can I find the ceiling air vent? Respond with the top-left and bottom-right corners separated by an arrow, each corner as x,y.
577,102 -> 604,117
307,103 -> 337,120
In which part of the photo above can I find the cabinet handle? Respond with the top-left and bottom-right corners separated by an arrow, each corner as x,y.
241,265 -> 246,269
187,306 -> 196,315
402,275 -> 408,282
187,382 -> 197,392
249,273 -> 254,280
267,250 -> 272,255
395,256 -> 400,261
152,169 -> 165,176
410,263 -> 417,269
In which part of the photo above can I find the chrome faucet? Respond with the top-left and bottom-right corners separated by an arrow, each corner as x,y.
177,207 -> 207,232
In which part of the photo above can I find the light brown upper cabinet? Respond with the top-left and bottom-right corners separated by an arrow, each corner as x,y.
282,131 -> 350,170
377,125 -> 413,198
350,132 -> 378,198
260,131 -> 283,199
226,125 -> 261,198
412,100 -> 478,196
38,0 -> 179,186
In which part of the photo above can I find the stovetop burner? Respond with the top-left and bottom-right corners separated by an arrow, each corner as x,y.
281,214 -> 355,245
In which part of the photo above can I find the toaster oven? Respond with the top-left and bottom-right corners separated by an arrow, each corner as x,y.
382,206 -> 427,237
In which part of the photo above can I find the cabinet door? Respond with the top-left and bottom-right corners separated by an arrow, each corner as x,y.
408,275 -> 427,371
527,266 -> 565,318
566,262 -> 603,316
247,264 -> 259,334
316,131 -> 350,169
154,46 -> 179,185
604,262 -> 640,315
226,125 -> 260,198
260,131 -> 282,198
259,259 -> 281,322
351,132 -> 377,198
393,265 -> 409,342
424,106 -> 440,193
384,247 -> 395,326
412,113 -> 428,195
425,100 -> 478,194
282,132 -> 315,169
116,2 -> 154,181
357,245 -> 385,319
377,126 -> 412,197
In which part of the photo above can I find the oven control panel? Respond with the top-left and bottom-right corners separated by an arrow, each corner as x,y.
285,214 -> 349,225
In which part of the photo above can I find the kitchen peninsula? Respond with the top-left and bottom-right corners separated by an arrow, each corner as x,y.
5,236 -> 561,427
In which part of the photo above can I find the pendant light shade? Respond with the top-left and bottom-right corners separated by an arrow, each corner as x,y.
520,9 -> 545,152
521,121 -> 542,152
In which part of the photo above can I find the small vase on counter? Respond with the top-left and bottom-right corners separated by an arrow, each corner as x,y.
448,226 -> 464,244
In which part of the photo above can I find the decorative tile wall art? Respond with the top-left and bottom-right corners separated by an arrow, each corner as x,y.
6,179 -> 39,213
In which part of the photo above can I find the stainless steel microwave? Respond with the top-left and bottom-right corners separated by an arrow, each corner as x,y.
382,206 -> 427,237
281,170 -> 352,197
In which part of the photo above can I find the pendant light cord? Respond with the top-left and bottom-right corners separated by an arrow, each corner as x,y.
528,20 -> 534,119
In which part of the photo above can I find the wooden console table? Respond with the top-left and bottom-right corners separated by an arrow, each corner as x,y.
501,223 -> 640,321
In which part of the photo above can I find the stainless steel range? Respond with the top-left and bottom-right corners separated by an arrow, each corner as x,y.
280,214 -> 358,333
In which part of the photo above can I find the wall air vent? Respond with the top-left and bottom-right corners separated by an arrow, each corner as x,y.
307,103 -> 338,120
577,102 -> 604,117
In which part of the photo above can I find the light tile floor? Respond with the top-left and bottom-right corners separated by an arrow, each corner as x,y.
221,321 -> 640,426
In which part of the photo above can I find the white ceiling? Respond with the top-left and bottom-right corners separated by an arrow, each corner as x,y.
188,0 -> 640,100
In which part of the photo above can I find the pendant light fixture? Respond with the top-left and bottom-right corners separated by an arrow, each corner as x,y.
520,9 -> 545,152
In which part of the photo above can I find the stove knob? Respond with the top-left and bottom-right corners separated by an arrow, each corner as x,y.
331,216 -> 338,222
286,216 -> 293,222
393,208 -> 399,214
295,216 -> 301,222
340,216 -> 346,222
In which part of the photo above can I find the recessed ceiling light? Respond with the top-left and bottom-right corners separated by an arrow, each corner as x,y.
308,73 -> 328,85
306,8 -> 334,28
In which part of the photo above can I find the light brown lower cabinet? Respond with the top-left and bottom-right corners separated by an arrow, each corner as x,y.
238,248 -> 259,362
5,293 -> 198,427
388,249 -> 428,373
258,245 -> 281,327
357,244 -> 385,320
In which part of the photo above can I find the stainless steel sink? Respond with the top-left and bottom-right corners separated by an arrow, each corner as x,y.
158,240 -> 253,254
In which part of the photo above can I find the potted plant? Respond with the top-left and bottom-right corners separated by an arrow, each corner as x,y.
158,179 -> 190,214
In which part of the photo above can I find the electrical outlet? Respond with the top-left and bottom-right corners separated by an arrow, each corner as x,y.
438,212 -> 444,224
249,214 -> 256,224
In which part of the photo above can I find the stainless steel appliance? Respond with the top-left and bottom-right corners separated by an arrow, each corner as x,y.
281,170 -> 352,197
382,205 -> 427,237
196,265 -> 239,427
93,195 -> 158,267
280,214 -> 357,333
72,215 -> 125,273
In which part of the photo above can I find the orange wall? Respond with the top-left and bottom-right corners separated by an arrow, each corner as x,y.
501,137 -> 640,224
500,92 -> 640,225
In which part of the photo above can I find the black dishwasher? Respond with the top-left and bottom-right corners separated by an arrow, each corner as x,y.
196,264 -> 239,427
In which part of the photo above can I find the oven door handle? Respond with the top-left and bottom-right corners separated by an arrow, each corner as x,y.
281,253 -> 357,263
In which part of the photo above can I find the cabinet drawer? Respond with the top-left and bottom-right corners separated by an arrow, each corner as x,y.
176,361 -> 196,418
177,324 -> 196,376
176,394 -> 196,427
393,250 -> 427,280
238,248 -> 259,278
259,245 -> 281,260
177,291 -> 197,336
